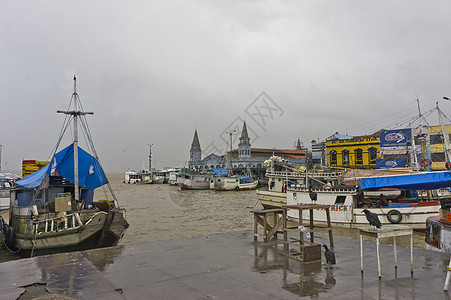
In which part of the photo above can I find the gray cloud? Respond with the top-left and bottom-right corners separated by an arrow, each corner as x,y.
1,1 -> 451,173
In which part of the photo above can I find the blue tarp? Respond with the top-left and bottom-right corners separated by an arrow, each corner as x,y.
238,176 -> 253,181
209,168 -> 229,177
361,171 -> 451,190
15,143 -> 108,190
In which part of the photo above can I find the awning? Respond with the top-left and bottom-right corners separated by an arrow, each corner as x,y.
360,171 -> 451,190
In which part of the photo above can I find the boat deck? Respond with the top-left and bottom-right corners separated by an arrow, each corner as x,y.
0,230 -> 449,299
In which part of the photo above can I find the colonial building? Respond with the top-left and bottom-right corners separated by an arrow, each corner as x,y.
188,121 -> 311,178
326,133 -> 380,168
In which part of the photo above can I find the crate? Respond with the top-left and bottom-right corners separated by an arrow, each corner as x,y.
282,239 -> 322,262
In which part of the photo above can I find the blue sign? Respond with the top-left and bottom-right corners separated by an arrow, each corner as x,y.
375,158 -> 407,169
380,129 -> 411,147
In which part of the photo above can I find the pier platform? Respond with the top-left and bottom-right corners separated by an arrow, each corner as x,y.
0,230 -> 450,299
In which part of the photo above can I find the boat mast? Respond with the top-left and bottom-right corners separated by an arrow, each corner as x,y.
148,143 -> 153,171
57,76 -> 93,201
225,130 -> 236,175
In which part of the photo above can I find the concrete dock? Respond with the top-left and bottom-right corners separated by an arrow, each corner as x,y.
0,230 -> 450,299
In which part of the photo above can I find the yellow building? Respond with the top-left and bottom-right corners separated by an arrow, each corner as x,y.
427,124 -> 451,170
326,134 -> 380,168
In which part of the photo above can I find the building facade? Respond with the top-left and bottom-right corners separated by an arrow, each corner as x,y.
188,122 -> 311,178
326,133 -> 380,168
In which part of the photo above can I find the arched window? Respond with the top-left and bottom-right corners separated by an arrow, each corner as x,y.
368,147 -> 377,165
330,150 -> 337,165
342,150 -> 350,166
355,148 -> 363,165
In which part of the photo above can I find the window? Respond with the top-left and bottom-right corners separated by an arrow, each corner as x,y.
368,147 -> 377,165
330,150 -> 337,165
342,150 -> 350,166
335,196 -> 346,204
432,152 -> 446,162
430,134 -> 444,144
355,148 -> 363,165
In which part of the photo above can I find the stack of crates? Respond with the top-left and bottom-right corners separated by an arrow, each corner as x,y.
22,160 -> 50,178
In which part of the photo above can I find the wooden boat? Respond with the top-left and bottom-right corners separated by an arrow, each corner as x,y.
177,168 -> 210,190
2,76 -> 129,257
211,176 -> 258,191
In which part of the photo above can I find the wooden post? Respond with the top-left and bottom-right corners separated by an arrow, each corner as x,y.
263,213 -> 268,242
309,208 -> 314,243
326,208 -> 334,250
283,207 -> 288,252
253,213 -> 257,241
377,237 -> 381,278
410,232 -> 414,275
393,236 -> 398,269
360,234 -> 364,273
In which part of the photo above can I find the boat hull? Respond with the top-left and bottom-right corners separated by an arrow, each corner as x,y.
286,188 -> 439,229
11,208 -> 129,257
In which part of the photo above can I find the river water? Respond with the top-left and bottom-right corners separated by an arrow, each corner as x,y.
0,173 -> 426,262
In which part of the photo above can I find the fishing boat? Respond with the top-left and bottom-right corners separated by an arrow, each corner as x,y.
0,173 -> 20,211
286,171 -> 444,229
425,198 -> 451,253
210,176 -> 258,191
257,156 -> 343,209
124,170 -> 143,184
1,76 -> 129,257
177,168 -> 210,190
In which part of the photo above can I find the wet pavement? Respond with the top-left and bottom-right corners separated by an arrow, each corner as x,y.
0,230 -> 450,299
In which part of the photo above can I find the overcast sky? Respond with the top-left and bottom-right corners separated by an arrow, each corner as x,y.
1,1 -> 451,173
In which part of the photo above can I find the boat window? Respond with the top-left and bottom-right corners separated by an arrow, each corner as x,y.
335,196 -> 346,204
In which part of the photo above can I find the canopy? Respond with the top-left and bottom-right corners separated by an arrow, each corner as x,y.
15,143 -> 108,190
209,168 -> 229,177
360,171 -> 451,190
238,176 -> 253,181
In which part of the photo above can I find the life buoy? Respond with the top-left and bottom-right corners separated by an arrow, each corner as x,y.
235,186 -> 240,191
387,210 -> 402,224
419,158 -> 431,167
293,192 -> 297,199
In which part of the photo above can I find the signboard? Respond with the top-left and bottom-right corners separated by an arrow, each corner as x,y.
380,129 -> 411,148
375,158 -> 407,169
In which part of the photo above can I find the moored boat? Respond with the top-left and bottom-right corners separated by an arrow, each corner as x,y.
177,168 -> 210,190
1,77 -> 129,257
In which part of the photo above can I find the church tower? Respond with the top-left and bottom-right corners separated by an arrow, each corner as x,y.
190,129 -> 202,162
238,121 -> 251,158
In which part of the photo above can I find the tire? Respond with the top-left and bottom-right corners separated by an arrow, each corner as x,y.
235,186 -> 240,191
387,210 -> 402,224
5,226 -> 14,249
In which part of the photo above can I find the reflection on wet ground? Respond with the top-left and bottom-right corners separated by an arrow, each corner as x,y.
1,230 -> 450,299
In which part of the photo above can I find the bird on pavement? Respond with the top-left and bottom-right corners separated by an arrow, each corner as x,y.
362,209 -> 382,228
309,187 -> 317,204
323,244 -> 336,268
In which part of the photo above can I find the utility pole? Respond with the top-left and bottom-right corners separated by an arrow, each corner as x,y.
225,130 -> 236,175
148,144 -> 153,171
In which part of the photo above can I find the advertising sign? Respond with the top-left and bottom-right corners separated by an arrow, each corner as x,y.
380,129 -> 411,148
375,158 -> 407,169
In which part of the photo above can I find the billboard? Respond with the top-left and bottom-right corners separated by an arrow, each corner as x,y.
375,158 -> 407,169
380,129 -> 411,148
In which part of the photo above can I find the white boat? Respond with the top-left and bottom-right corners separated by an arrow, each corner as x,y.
178,168 -> 210,190
210,176 -> 258,191
1,76 -> 129,257
425,199 -> 451,253
168,170 -> 179,185
124,170 -> 142,184
0,173 -> 20,211
152,172 -> 165,184
285,171 -> 447,229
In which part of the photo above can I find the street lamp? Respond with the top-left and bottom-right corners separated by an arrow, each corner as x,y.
225,130 -> 236,174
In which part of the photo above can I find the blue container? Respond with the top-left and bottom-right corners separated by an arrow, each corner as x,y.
17,192 -> 33,207
81,189 -> 94,206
